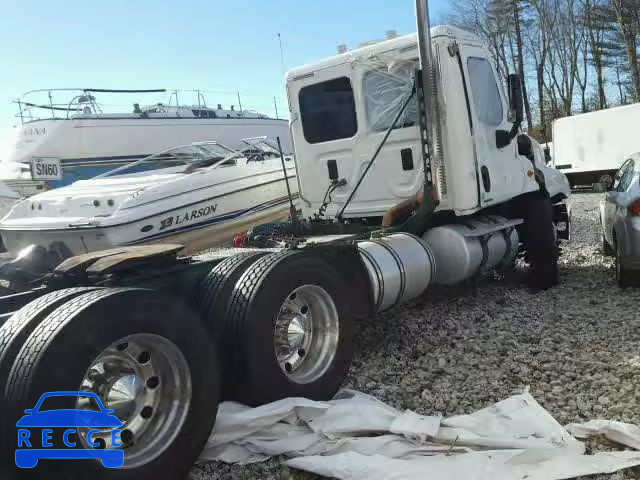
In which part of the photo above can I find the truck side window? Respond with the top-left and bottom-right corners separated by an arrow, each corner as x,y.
299,77 -> 358,144
363,67 -> 417,132
467,58 -> 503,126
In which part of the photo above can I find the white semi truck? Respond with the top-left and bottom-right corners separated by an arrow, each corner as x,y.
282,22 -> 571,291
552,102 -> 640,187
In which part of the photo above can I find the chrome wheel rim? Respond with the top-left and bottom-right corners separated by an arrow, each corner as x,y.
77,333 -> 192,469
274,284 -> 339,384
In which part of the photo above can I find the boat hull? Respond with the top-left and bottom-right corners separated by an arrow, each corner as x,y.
0,194 -> 295,256
5,117 -> 292,186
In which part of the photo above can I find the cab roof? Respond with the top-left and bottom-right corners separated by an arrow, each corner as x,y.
286,25 -> 484,81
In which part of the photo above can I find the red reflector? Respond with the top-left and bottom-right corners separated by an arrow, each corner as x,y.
628,200 -> 640,216
232,233 -> 248,248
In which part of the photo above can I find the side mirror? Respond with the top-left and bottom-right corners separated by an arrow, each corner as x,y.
594,175 -> 614,193
601,175 -> 614,190
507,73 -> 524,124
495,74 -> 524,149
593,182 -> 608,193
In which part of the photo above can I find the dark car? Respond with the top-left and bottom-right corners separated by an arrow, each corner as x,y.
599,153 -> 640,286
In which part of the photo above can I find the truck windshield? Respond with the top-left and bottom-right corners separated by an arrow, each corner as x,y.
96,143 -> 242,178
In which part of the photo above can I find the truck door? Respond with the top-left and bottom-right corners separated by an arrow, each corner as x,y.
349,61 -> 424,213
287,68 -> 361,215
288,61 -> 423,218
461,47 -> 527,205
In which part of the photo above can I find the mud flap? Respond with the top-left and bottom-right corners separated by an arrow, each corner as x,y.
553,203 -> 571,241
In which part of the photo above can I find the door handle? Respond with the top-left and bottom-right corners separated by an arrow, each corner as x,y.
327,160 -> 338,180
401,148 -> 414,171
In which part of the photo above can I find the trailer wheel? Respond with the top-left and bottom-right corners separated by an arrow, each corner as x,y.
224,251 -> 354,405
3,288 -> 219,479
195,251 -> 268,339
519,192 -> 559,290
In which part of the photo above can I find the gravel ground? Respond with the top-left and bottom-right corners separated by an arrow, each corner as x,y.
191,193 -> 640,480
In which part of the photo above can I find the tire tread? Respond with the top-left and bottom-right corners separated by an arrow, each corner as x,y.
225,251 -> 298,370
0,287 -> 100,446
196,251 -> 267,336
4,289 -> 125,416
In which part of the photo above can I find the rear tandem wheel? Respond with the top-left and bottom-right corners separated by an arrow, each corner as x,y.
221,250 -> 356,406
1,288 -> 220,479
0,287 -> 101,467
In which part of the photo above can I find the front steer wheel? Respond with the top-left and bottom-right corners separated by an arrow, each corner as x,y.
223,250 -> 355,406
515,192 -> 559,290
2,288 -> 219,480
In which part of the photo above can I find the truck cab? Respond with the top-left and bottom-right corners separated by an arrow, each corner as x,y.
286,26 -> 553,220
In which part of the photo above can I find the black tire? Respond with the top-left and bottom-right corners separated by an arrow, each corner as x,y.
195,251 -> 267,340
518,192 -> 559,290
223,250 -> 355,406
616,241 -> 636,288
2,288 -> 219,480
0,287 -> 100,455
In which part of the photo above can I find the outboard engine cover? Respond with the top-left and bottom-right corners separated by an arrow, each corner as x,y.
0,242 -> 72,290
422,216 -> 520,285
358,233 -> 435,312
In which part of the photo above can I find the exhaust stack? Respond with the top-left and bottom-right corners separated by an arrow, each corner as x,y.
415,0 -> 435,133
414,0 -> 446,199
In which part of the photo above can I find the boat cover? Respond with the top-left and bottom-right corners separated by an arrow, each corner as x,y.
200,389 -> 640,479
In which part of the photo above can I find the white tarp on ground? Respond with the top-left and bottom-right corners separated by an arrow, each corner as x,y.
199,390 -> 640,479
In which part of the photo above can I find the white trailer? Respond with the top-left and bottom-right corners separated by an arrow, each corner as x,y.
552,102 -> 640,187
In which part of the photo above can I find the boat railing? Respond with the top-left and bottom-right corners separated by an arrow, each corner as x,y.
13,88 -> 286,123
13,88 -> 167,123
167,90 -> 208,110
166,89 -> 245,115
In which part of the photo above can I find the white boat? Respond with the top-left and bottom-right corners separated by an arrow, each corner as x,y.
0,181 -> 21,220
0,176 -> 46,225
4,88 -> 291,188
0,140 -> 298,256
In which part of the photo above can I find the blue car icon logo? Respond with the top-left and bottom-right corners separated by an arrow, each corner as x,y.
15,391 -> 124,468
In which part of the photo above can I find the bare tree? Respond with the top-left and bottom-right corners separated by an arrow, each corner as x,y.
612,0 -> 640,101
544,0 -> 584,116
574,3 -> 590,112
512,0 -> 534,129
525,0 -> 556,138
583,0 -> 608,109
444,0 -> 635,138
447,0 -> 514,77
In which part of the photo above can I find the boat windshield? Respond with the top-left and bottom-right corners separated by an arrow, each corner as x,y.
97,142 -> 242,178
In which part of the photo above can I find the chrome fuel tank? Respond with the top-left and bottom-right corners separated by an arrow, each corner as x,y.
422,216 -> 520,285
358,233 -> 436,312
